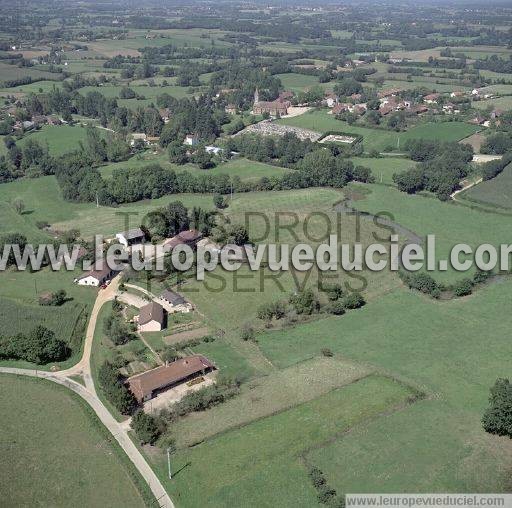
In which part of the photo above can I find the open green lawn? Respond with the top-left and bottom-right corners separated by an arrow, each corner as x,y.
0,61 -> 63,85
187,158 -> 292,182
274,72 -> 330,92
256,280 -> 512,493
344,182 -> 511,282
0,375 -> 152,507
152,375 -> 415,508
0,80 -> 63,94
0,174 -> 214,240
78,84 -> 194,102
18,124 -> 106,156
462,163 -> 512,209
0,261 -> 95,369
351,156 -> 417,184
170,355 -> 372,448
182,187 -> 400,330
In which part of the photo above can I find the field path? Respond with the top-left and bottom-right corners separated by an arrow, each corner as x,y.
0,276 -> 175,508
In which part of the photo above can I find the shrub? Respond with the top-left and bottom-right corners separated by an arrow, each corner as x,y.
130,410 -> 161,444
400,271 -> 441,297
342,293 -> 366,309
321,348 -> 334,357
256,300 -> 286,321
326,300 -> 346,315
322,283 -> 344,301
473,269 -> 492,284
482,378 -> 512,438
161,347 -> 180,363
289,289 -> 320,315
452,278 -> 473,297
240,323 -> 255,341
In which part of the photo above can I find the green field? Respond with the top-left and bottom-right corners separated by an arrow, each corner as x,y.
18,124 -> 106,156
169,356 -> 372,448
154,375 -> 416,508
256,280 -> 512,493
344,183 -> 512,282
181,187 -> 400,330
351,156 -> 417,184
0,175 -> 214,240
186,157 -> 292,182
274,72 -> 330,92
0,61 -> 63,86
0,80 -> 63,94
0,375 -> 152,507
278,110 -> 480,152
462,163 -> 512,209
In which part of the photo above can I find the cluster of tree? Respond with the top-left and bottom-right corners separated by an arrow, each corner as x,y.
257,288 -> 365,323
0,326 -> 69,364
159,96 -> 228,146
98,361 -> 138,415
480,133 -> 512,155
393,139 -> 473,199
308,466 -> 345,507
225,132 -> 316,166
474,55 -> 512,75
210,224 -> 249,246
480,152 -> 512,180
103,300 -> 135,345
168,142 -> 216,169
400,269 -> 491,299
144,200 -> 215,239
130,410 -> 162,445
1,137 -> 56,181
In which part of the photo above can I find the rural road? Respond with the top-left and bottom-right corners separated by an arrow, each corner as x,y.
0,275 -> 175,508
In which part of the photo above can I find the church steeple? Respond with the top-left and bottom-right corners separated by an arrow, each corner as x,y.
254,87 -> 259,104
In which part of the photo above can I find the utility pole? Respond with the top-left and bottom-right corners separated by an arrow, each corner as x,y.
96,192 -> 99,208
167,447 -> 172,480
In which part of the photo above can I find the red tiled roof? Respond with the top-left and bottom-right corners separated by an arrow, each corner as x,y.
126,355 -> 215,402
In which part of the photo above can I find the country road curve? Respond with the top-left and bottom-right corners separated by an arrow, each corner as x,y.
0,274 -> 175,508
0,368 -> 175,508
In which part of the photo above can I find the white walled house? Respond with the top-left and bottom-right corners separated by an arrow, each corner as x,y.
116,228 -> 146,248
75,267 -> 116,287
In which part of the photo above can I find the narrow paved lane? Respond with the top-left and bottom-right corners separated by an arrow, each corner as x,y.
0,276 -> 175,508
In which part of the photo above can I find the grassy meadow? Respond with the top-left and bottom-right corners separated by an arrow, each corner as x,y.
344,182 -> 512,282
278,110 -> 480,152
0,375 -> 153,507
151,375 -> 416,508
461,163 -> 512,209
255,281 -> 512,493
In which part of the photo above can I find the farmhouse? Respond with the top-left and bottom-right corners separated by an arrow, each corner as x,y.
137,301 -> 166,332
116,228 -> 146,248
160,289 -> 192,313
126,355 -> 216,403
75,266 -> 116,287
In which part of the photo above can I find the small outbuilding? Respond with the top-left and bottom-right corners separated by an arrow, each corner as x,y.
138,301 -> 166,332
